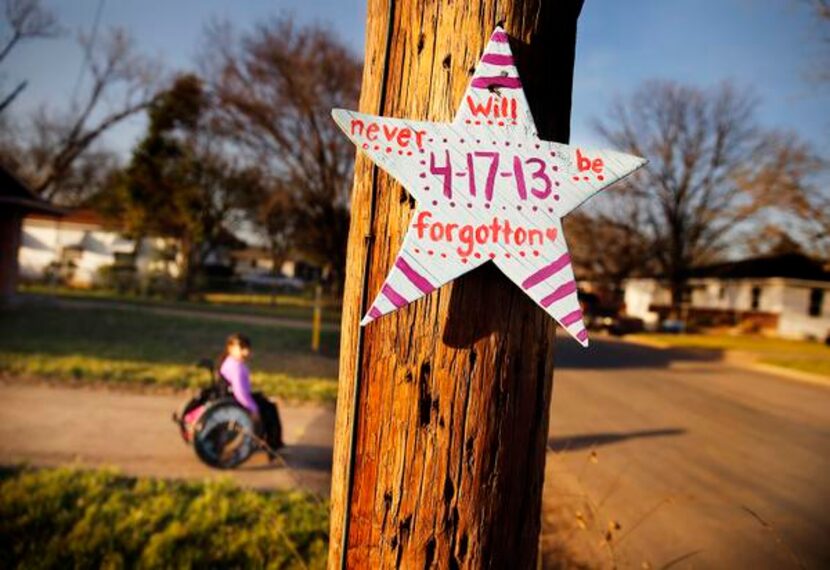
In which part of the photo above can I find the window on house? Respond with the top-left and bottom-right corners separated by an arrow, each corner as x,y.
750,286 -> 762,311
809,288 -> 824,317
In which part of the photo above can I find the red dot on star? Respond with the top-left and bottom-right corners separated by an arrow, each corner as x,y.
498,121 -> 504,126
362,143 -> 369,149
386,147 -> 392,153
520,251 -> 526,257
419,173 -> 426,178
598,175 -> 605,181
461,258 -> 468,264
474,253 -> 481,259
489,253 -> 496,259
441,253 -> 447,258
428,250 -> 434,256
573,176 -> 580,181
533,250 -> 540,257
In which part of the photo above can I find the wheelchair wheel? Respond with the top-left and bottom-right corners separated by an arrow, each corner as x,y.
192,399 -> 257,469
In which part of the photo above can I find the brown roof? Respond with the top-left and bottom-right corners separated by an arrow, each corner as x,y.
692,253 -> 830,282
26,208 -> 112,227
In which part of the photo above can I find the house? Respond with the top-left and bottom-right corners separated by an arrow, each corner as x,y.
229,247 -> 322,283
624,253 -> 830,341
19,208 -> 180,289
0,163 -> 64,303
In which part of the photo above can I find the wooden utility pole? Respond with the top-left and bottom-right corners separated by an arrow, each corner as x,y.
330,1 -> 585,567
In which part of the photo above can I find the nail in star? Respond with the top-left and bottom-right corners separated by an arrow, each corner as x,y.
332,27 -> 646,346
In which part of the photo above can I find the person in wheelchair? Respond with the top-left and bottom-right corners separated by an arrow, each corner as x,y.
179,333 -> 283,468
219,333 -> 284,453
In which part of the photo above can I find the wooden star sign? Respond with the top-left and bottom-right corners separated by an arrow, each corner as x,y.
332,27 -> 646,347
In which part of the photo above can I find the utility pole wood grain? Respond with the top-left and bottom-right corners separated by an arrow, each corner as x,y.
329,1 -> 585,567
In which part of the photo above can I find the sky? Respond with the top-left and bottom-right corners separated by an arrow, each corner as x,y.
3,0 -> 828,157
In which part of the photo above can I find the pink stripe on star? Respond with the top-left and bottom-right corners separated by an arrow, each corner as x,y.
522,253 -> 572,289
368,306 -> 382,320
576,329 -> 589,343
540,281 -> 577,307
471,76 -> 522,89
395,256 -> 435,295
382,284 -> 407,308
491,31 -> 509,43
561,310 -> 583,327
481,53 -> 514,65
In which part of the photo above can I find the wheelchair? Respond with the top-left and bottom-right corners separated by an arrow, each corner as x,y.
173,358 -> 282,469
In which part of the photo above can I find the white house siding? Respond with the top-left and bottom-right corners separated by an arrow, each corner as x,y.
778,282 -> 830,340
19,218 -> 179,287
623,279 -> 663,326
623,276 -> 830,340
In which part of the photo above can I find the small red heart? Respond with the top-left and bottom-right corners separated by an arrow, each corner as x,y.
546,228 -> 558,242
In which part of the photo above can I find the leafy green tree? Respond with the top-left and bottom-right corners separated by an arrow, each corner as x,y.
112,74 -> 252,298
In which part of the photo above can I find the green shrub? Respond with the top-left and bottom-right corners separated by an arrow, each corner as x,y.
0,466 -> 329,569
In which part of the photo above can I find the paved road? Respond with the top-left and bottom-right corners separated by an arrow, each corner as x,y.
2,336 -> 828,569
0,381 -> 333,495
544,335 -> 830,569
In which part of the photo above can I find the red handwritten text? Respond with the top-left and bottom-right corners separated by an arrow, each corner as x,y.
414,210 -> 557,256
350,119 -> 427,149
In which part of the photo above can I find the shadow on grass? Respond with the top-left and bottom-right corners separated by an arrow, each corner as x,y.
549,428 -> 686,452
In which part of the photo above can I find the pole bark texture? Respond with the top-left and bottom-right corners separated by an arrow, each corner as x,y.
330,1 -> 584,567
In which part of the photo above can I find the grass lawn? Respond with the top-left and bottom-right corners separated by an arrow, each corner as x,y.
632,333 -> 830,377
0,466 -> 328,569
19,284 -> 343,324
0,303 -> 339,402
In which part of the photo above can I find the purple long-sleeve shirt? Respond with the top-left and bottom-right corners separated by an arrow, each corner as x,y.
220,356 -> 258,414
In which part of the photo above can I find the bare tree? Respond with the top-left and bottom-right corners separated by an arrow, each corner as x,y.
6,28 -> 159,203
201,16 -> 361,287
595,80 -> 818,313
0,0 -> 60,112
0,0 -> 59,63
565,190 -> 654,300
